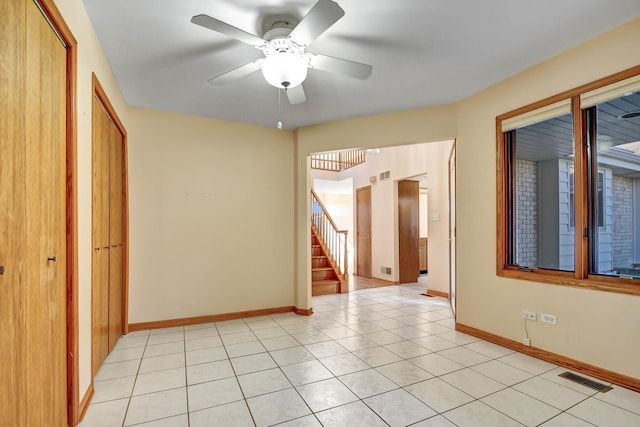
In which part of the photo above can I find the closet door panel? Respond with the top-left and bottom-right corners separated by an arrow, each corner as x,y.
108,120 -> 123,351
92,95 -> 112,373
24,0 -> 67,424
0,0 -> 27,423
91,95 -> 104,376
100,106 -> 111,363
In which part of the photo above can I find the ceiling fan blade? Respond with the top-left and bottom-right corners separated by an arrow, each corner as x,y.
286,84 -> 306,104
191,14 -> 266,47
289,0 -> 345,46
208,60 -> 263,85
309,54 -> 373,80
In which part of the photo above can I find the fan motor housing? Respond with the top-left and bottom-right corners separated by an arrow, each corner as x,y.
261,14 -> 299,39
261,14 -> 306,56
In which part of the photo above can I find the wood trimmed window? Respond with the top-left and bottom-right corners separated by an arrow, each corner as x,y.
497,66 -> 640,295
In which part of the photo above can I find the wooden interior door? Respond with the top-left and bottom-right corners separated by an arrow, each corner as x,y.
356,186 -> 372,278
92,92 -> 126,375
25,3 -> 68,423
398,180 -> 420,283
0,0 -> 68,423
92,95 -> 109,375
99,99 -> 111,361
448,142 -> 457,315
91,95 -> 102,376
0,0 -> 28,421
109,115 -> 124,351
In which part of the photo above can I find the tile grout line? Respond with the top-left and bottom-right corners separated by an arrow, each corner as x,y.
218,319 -> 259,427
120,329 -> 150,427
183,326 -> 190,427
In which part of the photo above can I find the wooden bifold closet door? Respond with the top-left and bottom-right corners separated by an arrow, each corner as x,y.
0,0 -> 68,424
92,94 -> 125,376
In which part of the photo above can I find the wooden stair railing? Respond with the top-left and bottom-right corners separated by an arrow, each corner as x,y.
310,149 -> 366,172
311,189 -> 348,295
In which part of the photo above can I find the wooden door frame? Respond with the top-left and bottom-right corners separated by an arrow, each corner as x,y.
448,140 -> 457,316
91,74 -> 130,332
34,0 -> 78,425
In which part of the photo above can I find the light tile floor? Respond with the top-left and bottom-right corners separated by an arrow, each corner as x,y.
79,283 -> 640,427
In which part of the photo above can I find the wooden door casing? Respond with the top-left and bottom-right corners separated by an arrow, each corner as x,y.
448,142 -> 457,315
398,180 -> 420,283
356,186 -> 372,278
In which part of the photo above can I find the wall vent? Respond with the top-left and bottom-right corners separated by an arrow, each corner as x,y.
558,372 -> 612,392
381,266 -> 392,275
379,171 -> 391,181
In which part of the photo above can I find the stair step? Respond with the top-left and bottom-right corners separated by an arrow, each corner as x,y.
312,256 -> 330,268
311,230 -> 340,295
312,279 -> 340,296
312,267 -> 337,281
312,279 -> 340,285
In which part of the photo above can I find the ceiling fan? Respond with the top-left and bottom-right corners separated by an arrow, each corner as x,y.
191,0 -> 373,104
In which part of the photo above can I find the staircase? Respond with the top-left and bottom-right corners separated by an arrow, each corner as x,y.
311,190 -> 349,296
311,230 -> 342,295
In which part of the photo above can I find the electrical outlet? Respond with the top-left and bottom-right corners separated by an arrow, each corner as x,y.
523,337 -> 531,346
522,310 -> 537,321
541,313 -> 557,325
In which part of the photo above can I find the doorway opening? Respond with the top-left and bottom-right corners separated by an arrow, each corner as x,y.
308,140 -> 456,299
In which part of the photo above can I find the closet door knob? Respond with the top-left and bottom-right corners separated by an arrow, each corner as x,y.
0,265 -> 4,275
47,256 -> 57,262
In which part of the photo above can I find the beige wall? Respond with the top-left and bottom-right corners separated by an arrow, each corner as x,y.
127,108 -> 295,323
456,18 -> 640,378
419,193 -> 428,238
53,0 -> 132,404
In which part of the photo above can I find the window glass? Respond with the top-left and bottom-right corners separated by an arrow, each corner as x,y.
589,91 -> 640,278
510,112 -> 575,272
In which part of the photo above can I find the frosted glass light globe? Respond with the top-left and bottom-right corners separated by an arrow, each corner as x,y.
261,53 -> 308,89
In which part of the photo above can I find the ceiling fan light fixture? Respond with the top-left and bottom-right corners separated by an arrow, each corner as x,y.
261,53 -> 308,89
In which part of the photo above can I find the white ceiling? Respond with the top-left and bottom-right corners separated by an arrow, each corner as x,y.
81,0 -> 640,130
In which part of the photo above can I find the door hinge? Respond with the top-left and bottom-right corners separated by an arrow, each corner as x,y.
583,228 -> 589,239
